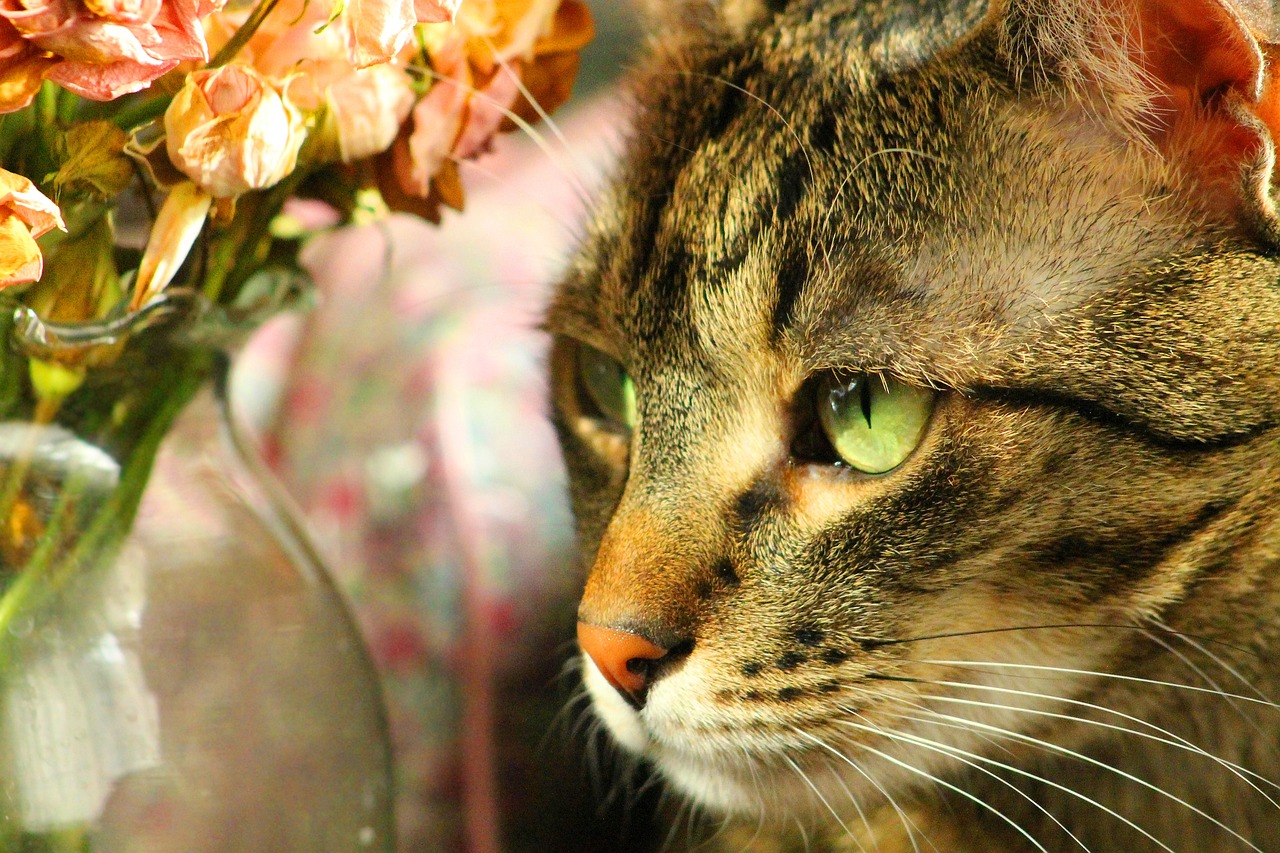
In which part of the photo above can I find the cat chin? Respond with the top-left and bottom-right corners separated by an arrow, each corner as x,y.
655,754 -> 769,815
655,746 -> 849,820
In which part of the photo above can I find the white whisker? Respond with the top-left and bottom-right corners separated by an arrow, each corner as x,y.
836,714 -> 1094,852
482,36 -> 581,168
781,750 -> 866,852
893,698 -> 1267,852
907,679 -> 1280,805
1148,617 -> 1274,704
830,727 -> 1052,853
451,155 -> 590,244
913,660 -> 1280,709
821,752 -> 880,851
1141,627 -> 1280,756
790,725 -> 937,853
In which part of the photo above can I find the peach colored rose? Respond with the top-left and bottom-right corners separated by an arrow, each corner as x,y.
165,64 -> 306,198
415,0 -> 457,23
0,0 -> 222,102
204,0 -> 454,73
0,168 -> 65,288
298,63 -> 414,161
399,0 -> 592,199
201,0 -> 335,83
0,17 -> 57,112
346,0 -> 465,67
202,0 -> 415,164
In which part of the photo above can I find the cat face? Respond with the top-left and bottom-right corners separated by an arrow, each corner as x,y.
548,0 -> 1280,836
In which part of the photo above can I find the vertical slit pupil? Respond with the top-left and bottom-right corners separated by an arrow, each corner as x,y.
859,378 -> 873,428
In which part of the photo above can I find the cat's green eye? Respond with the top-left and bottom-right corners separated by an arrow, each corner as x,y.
816,374 -> 934,474
577,344 -> 636,429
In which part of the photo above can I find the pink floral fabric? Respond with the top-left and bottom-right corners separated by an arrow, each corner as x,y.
234,95 -> 627,852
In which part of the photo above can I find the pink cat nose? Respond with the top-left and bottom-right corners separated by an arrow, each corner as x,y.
577,622 -> 669,696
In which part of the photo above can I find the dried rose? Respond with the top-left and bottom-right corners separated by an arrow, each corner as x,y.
0,0 -> 221,104
165,64 -> 306,199
204,0 -> 454,73
347,0 -> 467,67
415,0 -> 458,23
202,0 -> 414,163
393,0 -> 592,206
504,0 -> 593,124
0,17 -> 56,112
0,168 -> 65,288
312,64 -> 415,163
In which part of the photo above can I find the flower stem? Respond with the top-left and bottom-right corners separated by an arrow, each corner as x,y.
0,348 -> 212,671
109,95 -> 170,131
0,108 -> 34,165
209,0 -> 280,68
33,82 -> 59,158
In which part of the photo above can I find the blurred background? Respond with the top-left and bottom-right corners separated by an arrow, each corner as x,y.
225,3 -> 671,851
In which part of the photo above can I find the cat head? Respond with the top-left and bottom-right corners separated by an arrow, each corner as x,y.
548,0 -> 1280,821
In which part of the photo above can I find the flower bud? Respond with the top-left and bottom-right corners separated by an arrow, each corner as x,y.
131,181 -> 211,310
165,64 -> 307,199
0,169 -> 64,289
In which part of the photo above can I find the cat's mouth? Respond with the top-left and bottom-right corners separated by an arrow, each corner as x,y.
583,643 -> 1108,820
581,651 -> 911,817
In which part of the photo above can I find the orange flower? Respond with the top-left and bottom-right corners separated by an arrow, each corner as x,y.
0,17 -> 56,113
205,0 -> 457,72
300,63 -> 412,161
165,64 -> 306,198
393,0 -> 592,203
0,0 -> 222,105
0,168 -> 65,288
203,0 -> 415,163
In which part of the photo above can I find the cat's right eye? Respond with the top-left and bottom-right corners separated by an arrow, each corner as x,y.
576,343 -> 636,430
810,373 -> 935,474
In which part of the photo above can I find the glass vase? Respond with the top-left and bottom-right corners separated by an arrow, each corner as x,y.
0,297 -> 394,852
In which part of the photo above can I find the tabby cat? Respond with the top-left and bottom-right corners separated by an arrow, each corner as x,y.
547,0 -> 1280,850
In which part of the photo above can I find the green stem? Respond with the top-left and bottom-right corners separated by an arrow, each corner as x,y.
0,349 -> 212,671
108,95 -> 170,132
209,0 -> 280,68
55,88 -> 80,125
202,159 -> 307,304
61,351 -> 211,576
0,108 -> 35,165
200,217 -> 247,304
34,83 -> 57,130
0,476 -> 84,638
33,82 -> 58,152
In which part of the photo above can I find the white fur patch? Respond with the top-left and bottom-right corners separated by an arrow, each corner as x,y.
582,655 -> 649,753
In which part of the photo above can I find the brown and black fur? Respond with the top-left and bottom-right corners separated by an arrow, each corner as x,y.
548,0 -> 1280,850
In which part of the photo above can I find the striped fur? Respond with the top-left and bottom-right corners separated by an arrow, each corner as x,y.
548,1 -> 1280,850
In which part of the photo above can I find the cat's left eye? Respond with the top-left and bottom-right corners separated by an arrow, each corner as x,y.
812,374 -> 934,474
576,343 -> 636,429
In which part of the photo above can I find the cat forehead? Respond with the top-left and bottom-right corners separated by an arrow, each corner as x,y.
552,7 -> 1200,386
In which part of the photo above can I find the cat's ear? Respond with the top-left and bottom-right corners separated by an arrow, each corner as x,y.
635,0 -> 784,38
993,0 -> 1280,245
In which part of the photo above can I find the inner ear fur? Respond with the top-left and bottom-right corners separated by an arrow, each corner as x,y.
994,0 -> 1280,248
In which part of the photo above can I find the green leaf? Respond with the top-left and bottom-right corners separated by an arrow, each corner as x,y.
26,215 -> 121,326
51,121 -> 133,200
